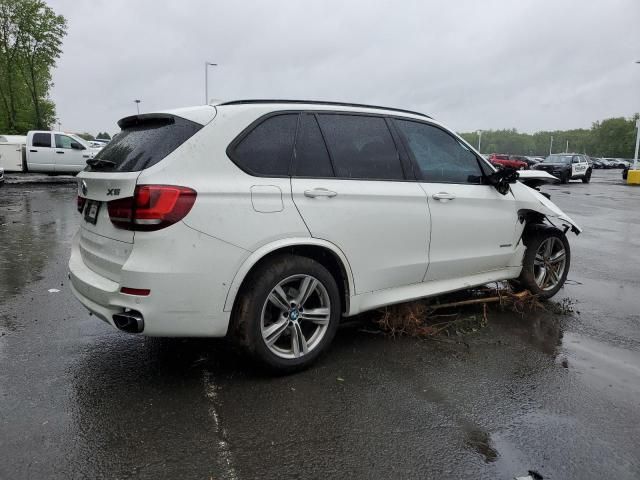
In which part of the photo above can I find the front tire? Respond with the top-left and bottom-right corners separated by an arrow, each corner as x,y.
232,255 -> 341,373
517,226 -> 570,299
581,169 -> 591,183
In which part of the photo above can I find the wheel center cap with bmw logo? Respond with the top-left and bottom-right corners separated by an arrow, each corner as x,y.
289,308 -> 300,321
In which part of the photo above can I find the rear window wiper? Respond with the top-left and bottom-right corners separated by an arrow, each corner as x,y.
86,158 -> 116,169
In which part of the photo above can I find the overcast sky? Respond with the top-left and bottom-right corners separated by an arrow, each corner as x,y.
48,0 -> 640,135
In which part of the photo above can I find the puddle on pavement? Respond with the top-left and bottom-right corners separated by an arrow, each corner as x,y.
562,331 -> 640,395
0,186 -> 78,304
464,428 -> 498,463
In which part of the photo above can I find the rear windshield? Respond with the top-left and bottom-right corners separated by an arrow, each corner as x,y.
86,116 -> 202,172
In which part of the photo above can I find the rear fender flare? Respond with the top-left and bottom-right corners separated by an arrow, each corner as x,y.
223,238 -> 355,312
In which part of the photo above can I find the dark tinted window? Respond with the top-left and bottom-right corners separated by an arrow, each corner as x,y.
233,114 -> 298,176
293,114 -> 334,177
395,120 -> 482,184
87,116 -> 202,172
32,133 -> 51,148
317,114 -> 403,180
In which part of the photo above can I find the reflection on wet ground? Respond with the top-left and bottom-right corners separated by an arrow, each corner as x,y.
0,185 -> 78,302
1,171 -> 640,479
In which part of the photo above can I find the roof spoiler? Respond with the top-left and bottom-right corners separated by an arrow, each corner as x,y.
117,113 -> 176,129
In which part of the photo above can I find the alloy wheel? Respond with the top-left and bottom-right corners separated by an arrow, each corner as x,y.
533,237 -> 567,291
260,274 -> 331,359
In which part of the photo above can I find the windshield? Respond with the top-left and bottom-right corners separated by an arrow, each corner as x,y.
543,155 -> 572,164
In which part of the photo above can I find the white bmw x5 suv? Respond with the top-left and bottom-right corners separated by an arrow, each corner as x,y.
69,100 -> 580,372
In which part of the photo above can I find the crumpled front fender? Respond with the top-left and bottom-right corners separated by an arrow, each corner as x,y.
511,182 -> 582,234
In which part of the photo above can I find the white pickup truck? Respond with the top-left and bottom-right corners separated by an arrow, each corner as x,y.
25,130 -> 102,173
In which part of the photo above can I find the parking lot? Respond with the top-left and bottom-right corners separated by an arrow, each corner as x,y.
1,169 -> 639,479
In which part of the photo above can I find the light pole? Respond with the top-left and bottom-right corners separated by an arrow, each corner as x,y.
477,130 -> 482,152
204,62 -> 217,104
134,99 -> 141,115
633,118 -> 639,170
549,135 -> 553,155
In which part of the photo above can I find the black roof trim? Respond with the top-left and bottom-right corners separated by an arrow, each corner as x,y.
218,99 -> 431,119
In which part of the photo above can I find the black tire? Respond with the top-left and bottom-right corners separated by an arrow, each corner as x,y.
232,254 -> 341,373
517,225 -> 570,299
581,169 -> 591,183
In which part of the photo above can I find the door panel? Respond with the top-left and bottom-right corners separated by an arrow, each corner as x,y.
420,183 -> 519,281
392,118 -> 519,282
292,178 -> 430,294
28,132 -> 54,171
54,134 -> 87,173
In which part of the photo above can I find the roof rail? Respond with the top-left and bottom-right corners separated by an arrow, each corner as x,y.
218,99 -> 431,119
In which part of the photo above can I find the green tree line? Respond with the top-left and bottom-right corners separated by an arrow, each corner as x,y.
459,114 -> 640,158
0,0 -> 66,134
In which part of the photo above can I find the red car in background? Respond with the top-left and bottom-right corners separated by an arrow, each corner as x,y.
489,154 -> 527,170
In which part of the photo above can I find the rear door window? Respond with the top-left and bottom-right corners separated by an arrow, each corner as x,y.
293,114 -> 334,177
32,133 -> 51,148
87,116 -> 202,172
394,120 -> 483,184
316,114 -> 404,180
231,114 -> 298,176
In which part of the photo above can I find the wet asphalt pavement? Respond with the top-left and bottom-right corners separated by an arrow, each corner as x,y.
1,170 -> 639,479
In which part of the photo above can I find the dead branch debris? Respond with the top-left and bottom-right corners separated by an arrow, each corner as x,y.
373,286 -> 544,338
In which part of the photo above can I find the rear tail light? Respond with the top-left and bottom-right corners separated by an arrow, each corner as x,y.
77,195 -> 86,213
108,185 -> 197,231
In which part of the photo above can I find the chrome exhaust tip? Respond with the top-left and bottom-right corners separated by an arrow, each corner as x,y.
113,310 -> 144,333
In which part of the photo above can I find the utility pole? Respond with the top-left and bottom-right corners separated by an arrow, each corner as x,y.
205,62 -> 217,104
566,140 -> 569,152
477,130 -> 482,152
134,99 -> 141,115
549,135 -> 553,155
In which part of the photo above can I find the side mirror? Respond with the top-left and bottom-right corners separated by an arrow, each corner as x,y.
71,142 -> 85,150
486,167 -> 518,195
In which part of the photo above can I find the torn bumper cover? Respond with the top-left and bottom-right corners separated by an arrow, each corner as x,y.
512,181 -> 582,235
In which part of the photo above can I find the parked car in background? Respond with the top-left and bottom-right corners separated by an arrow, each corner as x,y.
489,153 -> 527,170
525,156 -> 543,167
510,155 -> 537,168
69,99 -> 581,372
0,166 -> 4,185
533,153 -> 592,183
25,131 -> 101,173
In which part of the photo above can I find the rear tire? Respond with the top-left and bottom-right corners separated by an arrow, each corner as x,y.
517,226 -> 570,299
232,255 -> 341,373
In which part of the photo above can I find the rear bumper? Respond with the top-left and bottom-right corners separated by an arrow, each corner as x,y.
68,228 -> 247,337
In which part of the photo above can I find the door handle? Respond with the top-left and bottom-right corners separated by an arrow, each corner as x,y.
432,192 -> 456,201
56,151 -> 65,154
29,149 -> 37,153
304,188 -> 337,198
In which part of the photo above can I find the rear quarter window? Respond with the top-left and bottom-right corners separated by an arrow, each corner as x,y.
87,116 -> 202,172
230,114 -> 298,177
